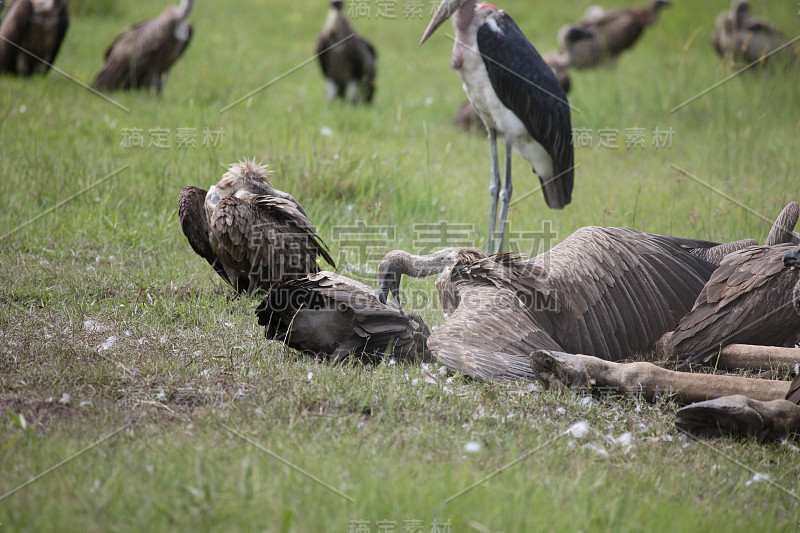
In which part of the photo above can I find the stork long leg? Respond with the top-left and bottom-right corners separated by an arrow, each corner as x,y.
487,128 -> 501,253
494,140 -> 514,254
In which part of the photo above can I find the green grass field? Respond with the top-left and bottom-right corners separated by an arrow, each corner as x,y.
1,0 -> 799,530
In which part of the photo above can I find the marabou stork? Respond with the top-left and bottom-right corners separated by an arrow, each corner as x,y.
0,0 -> 69,76
92,0 -> 194,93
317,0 -> 376,104
421,1 -> 574,253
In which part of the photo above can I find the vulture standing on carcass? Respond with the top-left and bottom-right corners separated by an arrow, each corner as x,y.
572,0 -> 671,63
0,0 -> 69,75
178,160 -> 335,295
378,227 -> 724,383
256,271 -> 432,364
660,245 -> 800,364
661,203 -> 800,363
711,0 -> 795,67
92,0 -> 194,93
421,0 -> 574,254
316,0 -> 376,104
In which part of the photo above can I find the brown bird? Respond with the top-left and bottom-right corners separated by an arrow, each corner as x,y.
574,0 -> 671,63
0,0 -> 69,76
712,0 -> 794,67
256,271 -> 431,364
92,0 -> 193,93
378,227 -> 721,383
544,24 -> 603,71
316,0 -> 376,103
178,160 -> 335,294
663,245 -> 800,364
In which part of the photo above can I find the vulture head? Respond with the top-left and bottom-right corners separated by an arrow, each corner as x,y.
205,159 -> 273,211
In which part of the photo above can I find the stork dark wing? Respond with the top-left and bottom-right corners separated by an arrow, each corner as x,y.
665,245 -> 800,363
477,13 -> 574,207
178,186 -> 241,290
0,0 -> 33,72
512,227 -> 717,360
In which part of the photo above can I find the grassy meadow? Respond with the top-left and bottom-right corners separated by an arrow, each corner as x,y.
1,0 -> 799,530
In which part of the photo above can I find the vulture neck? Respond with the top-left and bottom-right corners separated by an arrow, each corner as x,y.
177,0 -> 195,20
382,249 -> 458,280
324,5 -> 354,40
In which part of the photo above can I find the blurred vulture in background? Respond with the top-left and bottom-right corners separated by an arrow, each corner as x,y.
565,0 -> 671,64
257,271 -> 431,364
178,160 -> 335,295
0,0 -> 69,75
92,0 -> 194,93
712,0 -> 795,67
316,0 -> 376,103
543,24 -> 602,72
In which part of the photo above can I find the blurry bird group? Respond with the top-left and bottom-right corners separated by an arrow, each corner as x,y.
0,0 -> 194,91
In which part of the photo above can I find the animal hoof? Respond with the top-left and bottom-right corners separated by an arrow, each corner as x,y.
530,350 -> 591,392
675,396 -> 766,438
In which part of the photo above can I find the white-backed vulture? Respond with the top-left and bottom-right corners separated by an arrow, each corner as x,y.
573,0 -> 671,62
378,227 -> 723,383
544,24 -> 603,71
317,0 -> 376,104
256,271 -> 432,364
0,0 -> 68,76
92,0 -> 193,93
178,160 -> 335,294
661,244 -> 800,364
712,0 -> 795,67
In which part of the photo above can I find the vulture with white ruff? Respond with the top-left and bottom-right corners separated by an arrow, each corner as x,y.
178,160 -> 335,294
0,0 -> 69,75
92,0 -> 194,93
316,0 -> 376,103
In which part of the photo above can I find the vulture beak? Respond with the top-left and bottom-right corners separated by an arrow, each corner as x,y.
784,248 -> 800,268
378,278 -> 401,305
420,0 -> 466,45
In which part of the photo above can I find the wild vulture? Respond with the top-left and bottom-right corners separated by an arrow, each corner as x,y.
712,0 -> 795,67
572,0 -> 671,63
256,271 -> 431,364
378,227 -> 722,383
316,0 -> 376,103
92,0 -> 194,93
178,160 -> 335,295
0,0 -> 69,76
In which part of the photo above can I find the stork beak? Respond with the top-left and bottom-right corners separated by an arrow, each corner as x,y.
420,0 -> 466,45
784,248 -> 800,268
